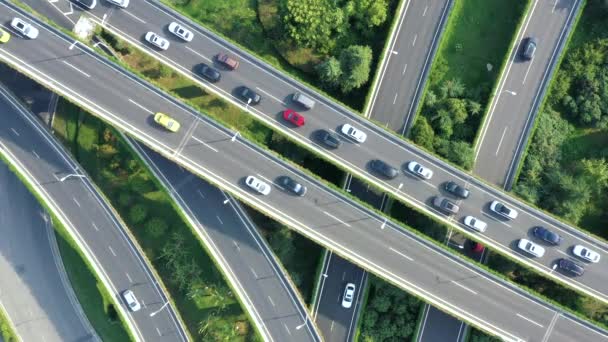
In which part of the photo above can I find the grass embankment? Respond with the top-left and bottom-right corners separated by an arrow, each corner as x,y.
411,0 -> 529,169
53,100 -> 259,341
0,306 -> 17,342
162,0 -> 398,111
514,1 -> 608,240
95,29 -> 608,331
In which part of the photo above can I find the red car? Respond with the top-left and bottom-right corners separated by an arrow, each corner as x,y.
282,109 -> 305,126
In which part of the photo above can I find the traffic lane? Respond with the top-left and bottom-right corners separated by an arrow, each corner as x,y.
474,0 -> 576,185
0,76 -> 183,339
549,315 -> 608,342
418,305 -> 465,342
368,0 -> 449,131
315,254 -> 366,342
138,144 -> 320,342
46,0 -> 608,301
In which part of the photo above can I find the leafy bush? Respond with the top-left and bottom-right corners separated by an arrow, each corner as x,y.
146,217 -> 169,238
129,203 -> 148,224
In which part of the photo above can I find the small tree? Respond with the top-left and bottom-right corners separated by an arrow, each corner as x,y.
129,203 -> 148,224
315,56 -> 342,87
146,217 -> 168,238
338,45 -> 373,93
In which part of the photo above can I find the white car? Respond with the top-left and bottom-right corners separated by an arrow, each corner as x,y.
407,161 -> 433,180
340,124 -> 367,143
106,0 -> 129,8
168,22 -> 193,42
490,200 -> 518,220
341,283 -> 356,309
11,18 -> 38,39
464,216 -> 487,233
145,32 -> 170,51
122,290 -> 141,312
518,239 -> 545,258
572,245 -> 600,263
245,175 -> 271,195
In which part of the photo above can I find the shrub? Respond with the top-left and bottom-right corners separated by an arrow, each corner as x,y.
129,204 -> 148,224
146,218 -> 169,238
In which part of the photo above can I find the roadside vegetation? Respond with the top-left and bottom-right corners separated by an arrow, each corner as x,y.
411,0 -> 528,169
53,100 -> 259,341
164,0 -> 398,110
468,328 -> 501,342
514,1 -> 608,238
358,275 -> 422,341
0,305 -> 17,342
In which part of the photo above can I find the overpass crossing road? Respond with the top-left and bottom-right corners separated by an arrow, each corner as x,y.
1,4 -> 608,341
27,0 -> 608,304
0,50 -> 187,341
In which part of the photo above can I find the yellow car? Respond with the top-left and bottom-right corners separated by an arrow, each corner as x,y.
154,112 -> 181,132
0,28 -> 10,43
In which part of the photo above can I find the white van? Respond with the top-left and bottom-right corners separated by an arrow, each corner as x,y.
292,92 -> 315,110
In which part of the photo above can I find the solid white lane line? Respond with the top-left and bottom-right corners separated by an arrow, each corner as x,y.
233,240 -> 240,251
522,57 -> 535,84
216,215 -> 224,225
412,34 -> 418,46
451,280 -> 477,295
389,247 -> 413,261
402,63 -> 408,75
516,313 -> 544,328
422,5 -> 428,16
393,93 -> 398,104
108,246 -> 116,256
481,212 -> 512,228
323,211 -> 351,227
128,99 -> 154,114
32,150 -> 40,159
10,128 -> 19,136
184,46 -> 212,62
62,61 -> 91,78
495,126 -> 509,155
191,136 -> 219,152
73,197 -> 81,207
267,296 -> 275,307
256,173 -> 274,185
330,320 -> 335,331
255,87 -> 286,105
124,10 -> 146,24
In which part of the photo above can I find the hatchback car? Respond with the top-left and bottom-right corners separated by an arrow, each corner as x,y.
572,245 -> 600,263
489,200 -> 518,220
369,159 -> 398,179
199,64 -> 221,82
340,123 -> 367,143
444,181 -> 470,199
277,176 -> 307,196
406,161 -> 433,180
168,22 -> 193,42
521,37 -> 537,60
464,216 -> 487,233
122,290 -> 141,312
282,109 -> 305,127
557,258 -> 584,276
239,86 -> 261,105
145,32 -> 170,50
216,53 -> 239,70
517,238 -> 545,258
73,0 -> 97,9
11,18 -> 38,39
153,112 -> 181,132
0,29 -> 10,44
432,196 -> 460,215
245,175 -> 271,195
106,0 -> 129,8
532,226 -> 562,245
317,130 -> 341,149
341,283 -> 356,309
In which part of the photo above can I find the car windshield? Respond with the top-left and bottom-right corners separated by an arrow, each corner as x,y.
499,205 -> 510,214
470,218 -> 477,225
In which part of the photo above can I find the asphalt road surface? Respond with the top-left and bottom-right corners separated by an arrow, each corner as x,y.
0,137 -> 96,341
474,0 -> 579,188
20,0 -> 608,303
130,141 -> 322,342
365,0 -> 451,134
0,74 -> 186,340
2,5 -> 608,340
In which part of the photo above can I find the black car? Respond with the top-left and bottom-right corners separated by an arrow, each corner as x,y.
532,226 -> 562,245
521,37 -> 537,60
369,159 -> 398,179
239,86 -> 261,105
317,130 -> 342,149
199,64 -> 221,82
558,258 -> 584,277
444,181 -> 470,199
277,176 -> 307,196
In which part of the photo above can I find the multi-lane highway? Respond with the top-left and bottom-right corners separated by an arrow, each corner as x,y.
2,4 -> 608,340
475,0 -> 580,188
130,141 -> 321,342
24,0 -> 608,303
365,0 -> 451,134
0,60 -> 187,341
